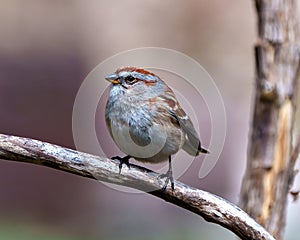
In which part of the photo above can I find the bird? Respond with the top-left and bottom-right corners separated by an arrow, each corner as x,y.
105,67 -> 209,191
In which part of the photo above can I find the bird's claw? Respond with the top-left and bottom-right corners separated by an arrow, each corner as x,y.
158,169 -> 174,191
111,155 -> 131,174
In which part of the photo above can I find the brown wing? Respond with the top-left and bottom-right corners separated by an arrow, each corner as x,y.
158,87 -> 209,156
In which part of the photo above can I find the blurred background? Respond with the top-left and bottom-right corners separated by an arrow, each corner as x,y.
0,0 -> 299,239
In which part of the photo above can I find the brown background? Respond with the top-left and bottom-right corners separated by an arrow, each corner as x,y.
0,0 -> 299,239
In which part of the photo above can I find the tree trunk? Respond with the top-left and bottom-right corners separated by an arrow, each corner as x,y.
240,0 -> 300,239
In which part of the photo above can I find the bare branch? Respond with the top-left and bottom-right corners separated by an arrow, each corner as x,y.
0,134 -> 275,240
240,0 -> 300,239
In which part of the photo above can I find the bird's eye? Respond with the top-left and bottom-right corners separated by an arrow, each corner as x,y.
124,75 -> 136,84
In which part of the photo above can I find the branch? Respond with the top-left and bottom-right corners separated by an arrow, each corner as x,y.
0,134 -> 274,240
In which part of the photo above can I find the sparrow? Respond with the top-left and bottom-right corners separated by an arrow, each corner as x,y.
105,67 -> 209,191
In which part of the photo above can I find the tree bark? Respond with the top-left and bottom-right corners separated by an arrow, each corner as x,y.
0,134 -> 275,240
240,0 -> 300,239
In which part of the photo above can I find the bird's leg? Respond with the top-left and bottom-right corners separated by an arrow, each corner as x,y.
158,156 -> 174,191
111,155 -> 131,174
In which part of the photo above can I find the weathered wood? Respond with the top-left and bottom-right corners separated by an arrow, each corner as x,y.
0,134 -> 275,240
240,0 -> 300,239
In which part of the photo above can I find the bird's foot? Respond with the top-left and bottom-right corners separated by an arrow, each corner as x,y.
158,169 -> 174,191
111,155 -> 131,174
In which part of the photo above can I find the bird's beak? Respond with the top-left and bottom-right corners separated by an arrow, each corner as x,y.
105,73 -> 120,85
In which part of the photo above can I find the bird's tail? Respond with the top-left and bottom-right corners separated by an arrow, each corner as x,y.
183,139 -> 210,156
199,146 -> 210,154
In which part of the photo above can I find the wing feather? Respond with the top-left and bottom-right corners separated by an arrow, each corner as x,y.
158,87 -> 209,156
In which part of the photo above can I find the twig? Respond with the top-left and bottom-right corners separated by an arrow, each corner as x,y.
0,134 -> 275,240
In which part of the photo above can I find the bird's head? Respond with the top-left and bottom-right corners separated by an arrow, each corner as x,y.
105,67 -> 164,94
